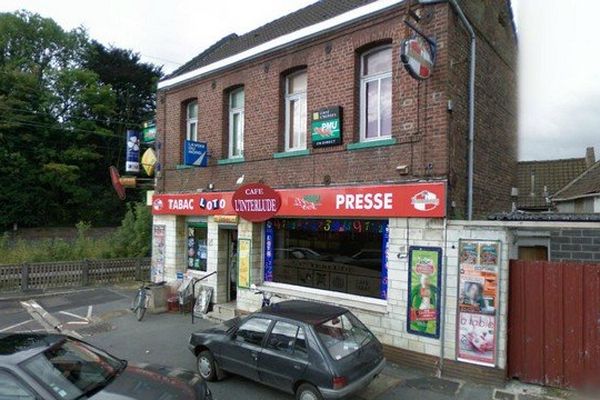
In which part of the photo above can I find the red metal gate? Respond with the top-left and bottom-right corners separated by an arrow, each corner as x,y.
508,260 -> 600,389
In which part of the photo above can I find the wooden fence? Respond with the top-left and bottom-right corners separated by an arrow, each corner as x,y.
0,258 -> 150,294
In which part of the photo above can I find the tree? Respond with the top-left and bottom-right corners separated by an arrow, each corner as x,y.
0,11 -> 162,229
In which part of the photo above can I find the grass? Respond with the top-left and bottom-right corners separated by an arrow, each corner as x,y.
0,202 -> 151,264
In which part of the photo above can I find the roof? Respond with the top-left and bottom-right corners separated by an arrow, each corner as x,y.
489,211 -> 600,222
168,0 -> 376,80
161,0 -> 396,89
261,300 -> 347,325
553,161 -> 600,201
516,158 -> 588,210
0,333 -> 64,363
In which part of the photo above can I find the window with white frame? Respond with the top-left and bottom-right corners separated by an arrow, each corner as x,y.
229,88 -> 245,158
284,70 -> 307,151
360,46 -> 392,141
186,101 -> 198,141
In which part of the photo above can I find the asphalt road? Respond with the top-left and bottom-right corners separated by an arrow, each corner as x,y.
0,287 -> 532,400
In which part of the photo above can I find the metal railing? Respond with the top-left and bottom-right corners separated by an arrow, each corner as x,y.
0,258 -> 151,294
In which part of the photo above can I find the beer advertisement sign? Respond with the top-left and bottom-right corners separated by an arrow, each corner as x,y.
407,246 -> 442,338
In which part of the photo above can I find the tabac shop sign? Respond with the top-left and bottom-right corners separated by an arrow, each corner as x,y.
232,183 -> 281,222
311,106 -> 342,148
401,36 -> 435,80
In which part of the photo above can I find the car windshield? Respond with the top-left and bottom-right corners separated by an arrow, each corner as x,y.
315,312 -> 373,361
21,338 -> 123,400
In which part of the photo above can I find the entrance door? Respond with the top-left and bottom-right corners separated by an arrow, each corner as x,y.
227,229 -> 238,301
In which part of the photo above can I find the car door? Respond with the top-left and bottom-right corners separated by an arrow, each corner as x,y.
219,317 -> 272,381
0,370 -> 41,400
258,320 -> 309,392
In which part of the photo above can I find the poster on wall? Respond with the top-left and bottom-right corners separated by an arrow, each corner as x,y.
456,240 -> 501,367
407,246 -> 442,338
238,238 -> 251,288
311,106 -> 342,148
151,225 -> 166,283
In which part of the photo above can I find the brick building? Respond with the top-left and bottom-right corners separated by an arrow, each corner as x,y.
151,0 -> 517,382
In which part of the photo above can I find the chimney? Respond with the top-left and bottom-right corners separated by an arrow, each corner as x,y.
585,146 -> 596,167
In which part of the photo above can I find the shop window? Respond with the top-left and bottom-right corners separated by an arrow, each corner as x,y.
359,46 -> 392,141
228,88 -> 245,158
187,222 -> 207,271
264,219 -> 389,299
186,100 -> 198,141
284,70 -> 307,151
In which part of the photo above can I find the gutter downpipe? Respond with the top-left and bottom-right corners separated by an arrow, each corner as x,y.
418,0 -> 476,378
419,0 -> 476,220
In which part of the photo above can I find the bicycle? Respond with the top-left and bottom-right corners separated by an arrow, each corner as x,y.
132,281 -> 165,321
250,284 -> 282,309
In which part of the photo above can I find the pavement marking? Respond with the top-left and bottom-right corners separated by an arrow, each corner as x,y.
86,306 -> 93,319
20,300 -> 83,339
0,319 -> 34,332
58,311 -> 89,321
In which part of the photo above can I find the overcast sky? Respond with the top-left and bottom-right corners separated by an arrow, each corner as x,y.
1,0 -> 598,161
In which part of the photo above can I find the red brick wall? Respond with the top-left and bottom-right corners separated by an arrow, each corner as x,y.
156,1 -> 517,217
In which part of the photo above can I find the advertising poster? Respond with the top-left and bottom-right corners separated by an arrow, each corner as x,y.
457,240 -> 501,367
457,312 -> 496,366
151,225 -> 166,283
407,246 -> 442,338
238,238 -> 251,288
125,130 -> 140,173
311,107 -> 342,147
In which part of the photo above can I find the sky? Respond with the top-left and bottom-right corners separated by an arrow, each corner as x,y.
1,0 -> 598,162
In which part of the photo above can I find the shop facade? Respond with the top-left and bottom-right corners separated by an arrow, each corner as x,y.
151,182 -> 511,381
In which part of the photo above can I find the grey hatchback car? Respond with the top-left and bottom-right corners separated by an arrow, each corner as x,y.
0,333 -> 212,400
189,300 -> 385,400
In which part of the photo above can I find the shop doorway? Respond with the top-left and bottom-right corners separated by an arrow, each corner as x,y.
225,229 -> 238,302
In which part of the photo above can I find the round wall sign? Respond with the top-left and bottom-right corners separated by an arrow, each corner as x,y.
232,183 -> 281,222
400,36 -> 434,80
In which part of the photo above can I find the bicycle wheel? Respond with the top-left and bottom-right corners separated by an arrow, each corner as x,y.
136,305 -> 146,321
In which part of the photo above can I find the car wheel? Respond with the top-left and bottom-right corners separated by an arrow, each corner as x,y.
296,383 -> 323,400
197,350 -> 218,381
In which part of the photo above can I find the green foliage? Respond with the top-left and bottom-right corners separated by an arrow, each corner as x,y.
0,202 -> 152,263
108,202 -> 152,258
0,11 -> 162,229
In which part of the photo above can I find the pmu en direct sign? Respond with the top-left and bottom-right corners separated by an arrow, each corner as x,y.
125,130 -> 140,173
183,140 -> 208,167
311,106 -> 342,148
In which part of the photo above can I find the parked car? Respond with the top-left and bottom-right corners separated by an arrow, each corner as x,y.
189,300 -> 385,400
0,333 -> 212,400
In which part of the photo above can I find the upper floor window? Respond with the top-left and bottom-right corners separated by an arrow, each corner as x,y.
229,88 -> 245,158
186,101 -> 198,141
284,70 -> 307,151
360,46 -> 392,141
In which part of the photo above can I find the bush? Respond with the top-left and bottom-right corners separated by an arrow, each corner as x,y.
0,202 -> 151,264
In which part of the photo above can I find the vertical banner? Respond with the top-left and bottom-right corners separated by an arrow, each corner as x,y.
380,223 -> 389,300
238,238 -> 251,288
407,246 -> 442,338
264,220 -> 274,282
151,225 -> 166,283
125,130 -> 140,173
456,240 -> 501,367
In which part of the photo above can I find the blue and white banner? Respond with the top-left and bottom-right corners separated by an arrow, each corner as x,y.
183,140 -> 208,167
125,130 -> 140,173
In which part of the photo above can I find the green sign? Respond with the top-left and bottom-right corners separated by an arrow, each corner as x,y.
311,106 -> 342,148
142,121 -> 157,143
407,246 -> 442,338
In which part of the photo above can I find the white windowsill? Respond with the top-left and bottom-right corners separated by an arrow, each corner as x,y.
259,282 -> 388,314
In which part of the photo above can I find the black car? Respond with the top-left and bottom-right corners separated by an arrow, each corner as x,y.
0,333 -> 212,400
189,300 -> 385,400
